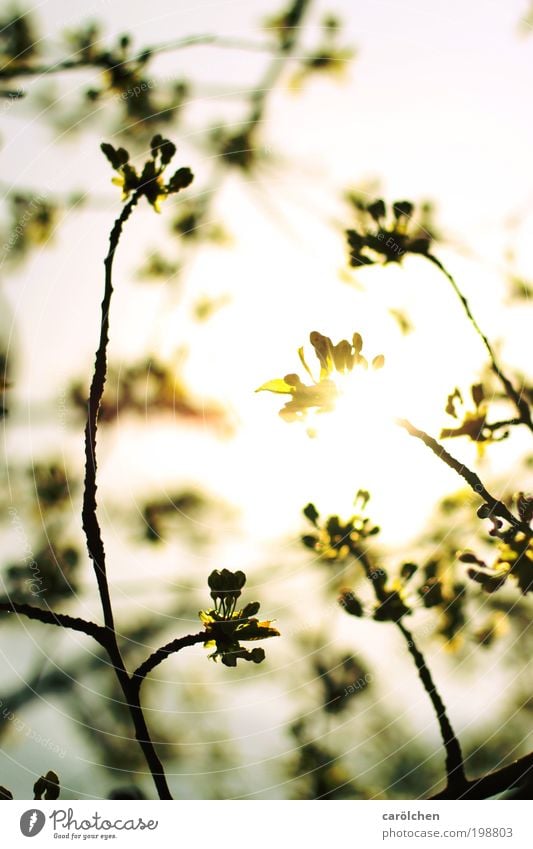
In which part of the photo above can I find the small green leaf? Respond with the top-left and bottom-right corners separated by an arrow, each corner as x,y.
339,590 -> 364,617
303,502 -> 320,525
168,167 -> 194,192
242,601 -> 260,618
367,199 -> 386,221
392,200 -> 414,218
255,378 -> 294,394
297,346 -> 315,381
33,771 -> 60,801
400,562 -> 418,582
471,383 -> 484,408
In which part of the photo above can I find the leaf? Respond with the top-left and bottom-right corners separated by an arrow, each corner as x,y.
301,534 -> 317,549
367,199 -> 386,221
392,200 -> 414,218
100,143 -> 128,170
400,562 -> 418,582
297,346 -> 315,381
255,378 -> 294,394
372,354 -> 385,369
303,502 -> 319,526
471,383 -> 485,408
467,568 -> 507,594
445,388 -> 462,418
352,332 -> 363,354
33,771 -> 60,800
241,601 -> 260,618
168,167 -> 194,192
339,590 -> 363,617
310,331 -> 334,378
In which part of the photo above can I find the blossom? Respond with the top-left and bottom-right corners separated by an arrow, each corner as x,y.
101,134 -> 193,210
460,525 -> 533,596
199,569 -> 279,666
345,198 -> 431,267
256,330 -> 384,423
301,496 -> 380,564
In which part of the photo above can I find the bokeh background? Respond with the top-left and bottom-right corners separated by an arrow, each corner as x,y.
0,0 -> 532,799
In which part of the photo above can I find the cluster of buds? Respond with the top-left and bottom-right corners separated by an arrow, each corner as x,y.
101,134 -> 193,211
199,570 -> 279,667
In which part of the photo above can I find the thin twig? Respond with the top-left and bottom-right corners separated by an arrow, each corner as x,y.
80,187 -> 175,799
485,417 -> 522,432
0,601 -> 105,642
396,418 -> 525,531
0,35 -> 285,81
82,193 -> 140,631
426,252 -> 533,432
430,750 -> 533,799
397,622 -> 467,792
132,632 -> 206,690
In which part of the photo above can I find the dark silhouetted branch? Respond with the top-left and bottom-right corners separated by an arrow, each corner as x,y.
0,35 -> 284,81
0,601 -> 105,642
396,418 -> 524,531
430,750 -> 533,799
132,632 -> 206,689
426,252 -> 533,432
82,193 -> 140,632
397,622 -> 467,792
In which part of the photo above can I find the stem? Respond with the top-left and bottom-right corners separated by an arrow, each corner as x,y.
103,641 -> 173,800
0,35 -> 284,81
485,417 -> 522,432
396,418 -> 525,531
132,632 -> 206,690
248,0 -> 312,130
0,601 -> 105,642
426,252 -> 533,432
397,621 -> 467,792
82,193 -> 139,631
81,189 -> 174,799
430,750 -> 533,800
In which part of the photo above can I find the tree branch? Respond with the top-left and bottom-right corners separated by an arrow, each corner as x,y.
426,252 -> 533,432
397,622 -> 467,792
132,632 -> 206,689
0,35 -> 285,81
0,601 -> 105,642
82,193 -> 140,632
430,750 -> 533,799
80,187 -> 174,800
396,418 -> 525,531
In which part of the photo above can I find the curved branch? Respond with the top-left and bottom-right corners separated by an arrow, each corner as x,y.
396,418 -> 525,531
397,622 -> 467,792
430,750 -> 533,800
82,193 -> 140,631
132,632 -> 206,689
0,601 -> 105,643
426,252 -> 533,432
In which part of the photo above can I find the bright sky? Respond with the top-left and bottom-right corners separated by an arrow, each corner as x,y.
1,0 -> 532,798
